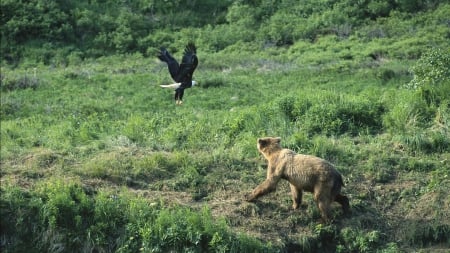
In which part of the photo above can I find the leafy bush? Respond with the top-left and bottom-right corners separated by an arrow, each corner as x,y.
337,228 -> 382,253
37,181 -> 96,251
138,206 -> 272,253
407,47 -> 450,105
260,12 -> 305,45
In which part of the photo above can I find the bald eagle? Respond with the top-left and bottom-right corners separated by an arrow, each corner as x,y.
158,43 -> 198,105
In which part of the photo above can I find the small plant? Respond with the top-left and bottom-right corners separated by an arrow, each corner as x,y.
375,68 -> 397,84
123,114 -> 149,144
337,227 -> 381,253
200,76 -> 226,88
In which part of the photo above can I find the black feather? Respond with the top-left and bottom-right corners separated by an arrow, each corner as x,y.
176,43 -> 198,85
157,47 -> 180,81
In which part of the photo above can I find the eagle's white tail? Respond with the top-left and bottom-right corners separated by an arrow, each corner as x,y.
159,82 -> 181,89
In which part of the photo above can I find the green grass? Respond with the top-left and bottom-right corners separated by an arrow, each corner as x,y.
2,22 -> 450,253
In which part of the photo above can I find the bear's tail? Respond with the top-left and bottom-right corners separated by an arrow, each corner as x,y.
332,173 -> 345,194
338,173 -> 345,187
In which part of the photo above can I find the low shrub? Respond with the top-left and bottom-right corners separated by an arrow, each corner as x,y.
0,181 -> 276,253
337,228 -> 382,253
382,91 -> 434,133
1,73 -> 39,91
401,220 -> 450,247
0,186 -> 43,253
394,129 -> 450,154
278,93 -> 385,136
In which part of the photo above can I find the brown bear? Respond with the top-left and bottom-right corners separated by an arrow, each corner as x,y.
245,137 -> 349,222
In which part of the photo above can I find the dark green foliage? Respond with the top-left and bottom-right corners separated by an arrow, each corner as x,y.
0,187 -> 42,253
0,182 -> 275,253
1,0 -> 448,62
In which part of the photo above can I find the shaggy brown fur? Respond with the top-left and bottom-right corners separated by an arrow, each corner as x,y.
245,137 -> 349,222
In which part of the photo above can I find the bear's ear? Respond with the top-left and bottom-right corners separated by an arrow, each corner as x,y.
258,138 -> 268,147
274,137 -> 281,144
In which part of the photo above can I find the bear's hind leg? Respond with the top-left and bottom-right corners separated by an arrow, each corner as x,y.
317,200 -> 330,223
289,184 -> 302,209
314,187 -> 332,222
317,198 -> 331,222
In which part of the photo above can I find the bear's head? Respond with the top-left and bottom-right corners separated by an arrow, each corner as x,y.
257,137 -> 282,156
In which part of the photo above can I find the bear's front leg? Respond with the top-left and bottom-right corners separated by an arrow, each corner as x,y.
245,177 -> 280,202
289,184 -> 303,209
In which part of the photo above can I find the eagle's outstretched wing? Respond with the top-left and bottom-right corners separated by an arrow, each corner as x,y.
175,43 -> 198,86
157,48 -> 179,81
157,43 -> 198,85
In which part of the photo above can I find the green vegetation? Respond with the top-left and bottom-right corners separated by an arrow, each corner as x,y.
1,0 -> 449,252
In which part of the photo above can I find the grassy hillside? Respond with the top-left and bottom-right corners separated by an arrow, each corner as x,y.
1,1 -> 450,252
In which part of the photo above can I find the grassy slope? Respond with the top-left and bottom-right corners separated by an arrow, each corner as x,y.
1,9 -> 450,253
